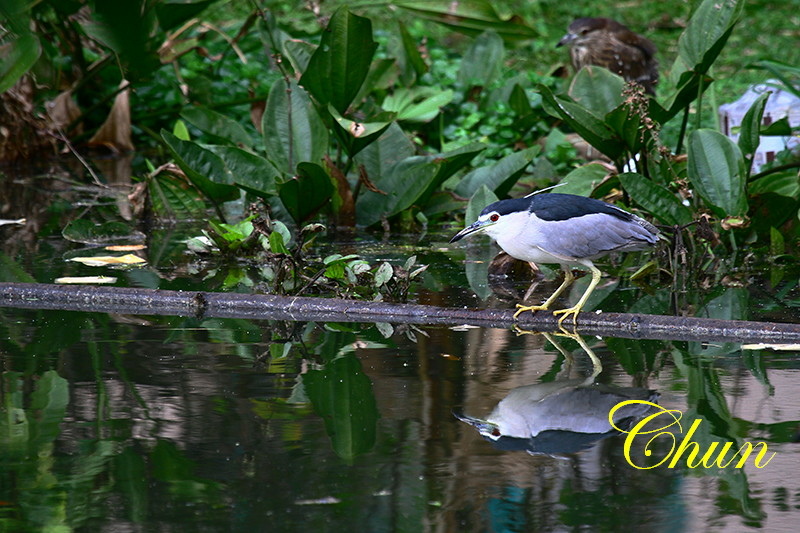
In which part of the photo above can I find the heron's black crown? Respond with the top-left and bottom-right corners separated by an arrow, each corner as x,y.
481,193 -> 635,223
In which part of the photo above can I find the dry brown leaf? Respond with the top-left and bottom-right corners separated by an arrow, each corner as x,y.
46,89 -> 83,134
88,81 -> 134,152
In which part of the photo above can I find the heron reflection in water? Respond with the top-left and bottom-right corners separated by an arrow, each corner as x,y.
456,331 -> 659,455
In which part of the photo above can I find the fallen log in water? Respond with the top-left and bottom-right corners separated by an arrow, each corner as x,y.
0,282 -> 798,343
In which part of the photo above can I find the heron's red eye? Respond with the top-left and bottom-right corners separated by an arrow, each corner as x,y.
489,213 -> 499,222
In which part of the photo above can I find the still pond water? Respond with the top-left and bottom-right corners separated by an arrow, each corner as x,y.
1,221 -> 800,532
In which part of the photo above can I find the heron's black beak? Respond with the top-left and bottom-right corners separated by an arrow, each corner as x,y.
556,32 -> 576,47
454,412 -> 502,439
449,220 -> 489,243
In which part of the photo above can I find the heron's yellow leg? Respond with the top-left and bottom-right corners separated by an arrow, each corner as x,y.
552,264 -> 602,328
513,268 -> 574,318
512,329 -> 603,378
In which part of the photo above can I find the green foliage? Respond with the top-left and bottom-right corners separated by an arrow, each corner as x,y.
6,0 -> 798,297
687,129 -> 748,218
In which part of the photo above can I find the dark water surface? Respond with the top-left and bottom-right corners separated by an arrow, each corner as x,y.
2,301 -> 800,531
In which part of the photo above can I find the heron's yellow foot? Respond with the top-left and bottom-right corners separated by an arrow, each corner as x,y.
512,303 -> 550,319
552,304 -> 584,328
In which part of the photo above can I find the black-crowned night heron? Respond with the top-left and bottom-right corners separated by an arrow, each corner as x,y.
456,333 -> 660,454
557,17 -> 659,95
449,192 -> 659,326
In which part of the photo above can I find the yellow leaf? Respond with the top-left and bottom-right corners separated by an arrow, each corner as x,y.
55,276 -> 118,284
69,254 -> 146,266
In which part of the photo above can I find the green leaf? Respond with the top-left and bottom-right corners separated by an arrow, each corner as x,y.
81,0 -> 161,80
619,172 -> 693,226
173,119 -> 190,140
458,30 -> 504,87
268,231 -> 289,254
328,104 -> 394,158
161,130 -> 239,202
677,0 -> 745,72
397,20 -> 428,80
148,172 -> 207,218
155,0 -> 217,31
355,141 -> 480,226
687,129 -> 748,217
394,0 -> 539,41
658,0 -> 744,120
279,162 -> 334,223
568,66 -> 625,117
455,146 -> 539,198
283,38 -> 316,76
180,107 -> 252,146
420,142 -> 484,202
356,156 -> 438,227
465,185 -> 499,226
263,79 -> 329,174
0,32 -> 41,93
508,83 -> 533,116
461,186 -> 499,301
382,87 -> 454,122
737,91 -> 769,162
760,116 -> 793,136
273,221 -> 292,247
299,7 -> 377,113
539,84 -> 623,161
353,122 -> 416,182
749,171 -> 800,199
303,355 -> 379,460
28,371 -> 68,446
373,262 -> 393,287
557,163 -> 610,196
207,145 -> 280,199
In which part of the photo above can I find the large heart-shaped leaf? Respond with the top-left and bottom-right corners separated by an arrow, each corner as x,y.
568,66 -> 625,117
355,156 -> 438,227
353,122 -> 416,182
181,107 -> 252,146
687,129 -> 748,217
263,79 -> 329,175
299,7 -> 377,113
279,162 -> 334,223
161,130 -> 239,202
207,145 -> 281,199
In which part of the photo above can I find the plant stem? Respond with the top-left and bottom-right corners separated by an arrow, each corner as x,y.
675,106 -> 690,155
